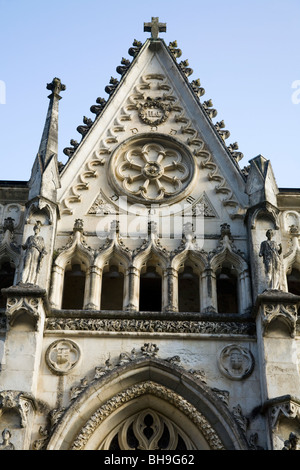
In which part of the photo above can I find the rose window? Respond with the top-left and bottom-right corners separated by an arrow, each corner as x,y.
110,138 -> 195,203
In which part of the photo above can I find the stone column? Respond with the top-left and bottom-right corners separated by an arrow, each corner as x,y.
239,269 -> 252,314
163,267 -> 178,312
124,266 -> 140,312
201,268 -> 217,311
49,265 -> 64,308
254,290 -> 300,449
84,266 -> 102,310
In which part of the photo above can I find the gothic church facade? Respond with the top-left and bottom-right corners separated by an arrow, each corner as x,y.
0,18 -> 300,451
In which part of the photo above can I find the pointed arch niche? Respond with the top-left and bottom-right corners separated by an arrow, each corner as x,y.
171,250 -> 206,313
50,229 -> 94,310
46,358 -> 249,451
100,257 -> 125,311
0,257 -> 16,308
139,256 -> 163,312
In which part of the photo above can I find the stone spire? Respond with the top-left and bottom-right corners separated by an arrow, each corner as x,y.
39,77 -> 66,167
28,77 -> 65,202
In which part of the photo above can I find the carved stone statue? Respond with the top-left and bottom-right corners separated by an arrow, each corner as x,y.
259,229 -> 282,289
0,429 -> 14,450
21,221 -> 47,285
282,432 -> 300,450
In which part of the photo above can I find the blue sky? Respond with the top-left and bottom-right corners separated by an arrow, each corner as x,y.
0,0 -> 299,187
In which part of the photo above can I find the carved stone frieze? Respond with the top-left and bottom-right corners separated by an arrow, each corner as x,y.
46,317 -> 255,335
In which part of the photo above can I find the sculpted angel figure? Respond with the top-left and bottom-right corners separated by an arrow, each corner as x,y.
21,221 -> 47,285
259,229 -> 282,290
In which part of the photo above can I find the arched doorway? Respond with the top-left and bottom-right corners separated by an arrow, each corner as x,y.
47,358 -> 249,451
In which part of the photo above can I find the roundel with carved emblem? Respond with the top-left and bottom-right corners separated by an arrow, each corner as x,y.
108,135 -> 196,204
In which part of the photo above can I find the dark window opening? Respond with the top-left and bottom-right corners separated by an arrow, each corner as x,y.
0,261 -> 15,308
217,266 -> 238,313
178,266 -> 200,312
140,266 -> 162,311
287,268 -> 300,296
62,263 -> 86,309
101,265 -> 124,310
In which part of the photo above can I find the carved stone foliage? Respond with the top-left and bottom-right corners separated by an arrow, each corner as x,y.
218,344 -> 254,381
46,317 -> 255,336
46,340 -> 81,375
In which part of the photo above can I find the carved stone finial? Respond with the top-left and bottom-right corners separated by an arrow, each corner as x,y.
144,17 -> 166,39
46,77 -> 66,98
73,219 -> 84,233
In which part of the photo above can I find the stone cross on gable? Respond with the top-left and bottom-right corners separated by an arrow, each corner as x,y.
144,17 -> 166,39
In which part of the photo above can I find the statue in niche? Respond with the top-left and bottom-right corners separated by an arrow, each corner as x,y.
0,429 -> 14,450
20,221 -> 47,285
259,229 -> 282,290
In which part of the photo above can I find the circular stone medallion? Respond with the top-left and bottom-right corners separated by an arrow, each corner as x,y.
109,135 -> 196,204
46,340 -> 81,375
218,344 -> 254,380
